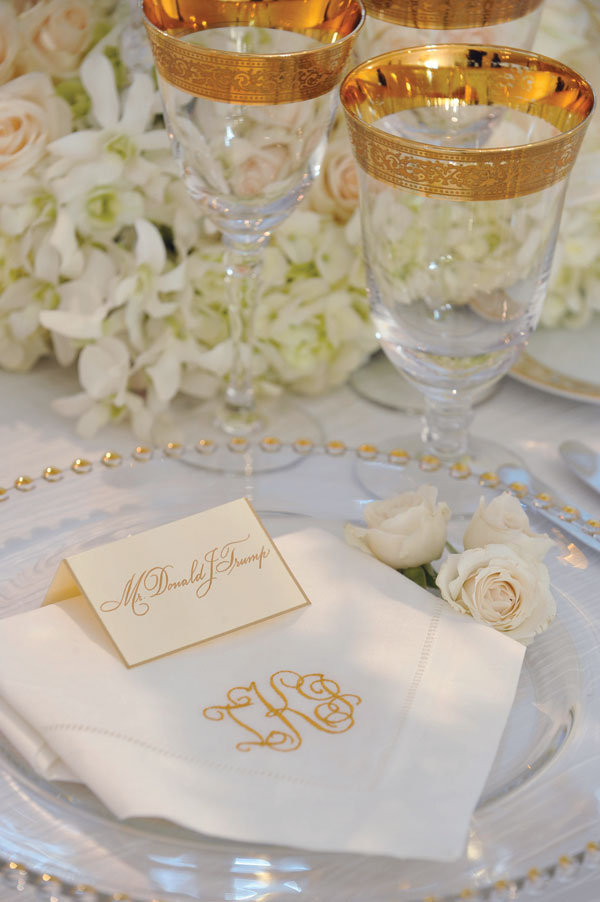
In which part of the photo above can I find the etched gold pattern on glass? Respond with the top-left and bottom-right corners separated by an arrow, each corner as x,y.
204,670 -> 362,752
363,0 -> 543,29
142,0 -> 364,104
340,46 -> 595,201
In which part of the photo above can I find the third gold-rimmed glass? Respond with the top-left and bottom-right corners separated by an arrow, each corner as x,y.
355,0 -> 545,146
340,45 -> 595,468
142,0 -> 364,446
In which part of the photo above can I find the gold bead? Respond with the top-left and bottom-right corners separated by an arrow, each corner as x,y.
357,443 -> 378,460
132,446 -> 153,462
325,440 -> 346,455
228,437 -> 248,453
560,505 -> 580,522
14,475 -> 35,491
42,466 -> 63,482
585,519 -> 600,533
419,454 -> 441,472
533,492 -> 552,508
388,448 -> 410,465
293,438 -> 314,454
450,461 -> 471,479
260,436 -> 281,453
165,442 -> 184,458
196,439 -> 216,454
71,458 -> 92,474
0,487 -> 9,502
508,481 -> 528,497
479,471 -> 500,487
102,451 -> 122,468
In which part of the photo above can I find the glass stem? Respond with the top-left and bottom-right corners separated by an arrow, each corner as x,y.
219,237 -> 265,435
422,394 -> 474,460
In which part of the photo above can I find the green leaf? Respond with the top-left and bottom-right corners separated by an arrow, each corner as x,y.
401,566 -> 428,589
423,562 -> 439,588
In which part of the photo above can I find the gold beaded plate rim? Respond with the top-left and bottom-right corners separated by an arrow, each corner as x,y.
142,0 -> 365,105
0,440 -> 599,902
340,44 -> 595,200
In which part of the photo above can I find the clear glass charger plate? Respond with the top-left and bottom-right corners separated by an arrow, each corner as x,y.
0,440 -> 599,902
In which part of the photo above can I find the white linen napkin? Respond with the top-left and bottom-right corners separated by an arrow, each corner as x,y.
0,528 -> 524,861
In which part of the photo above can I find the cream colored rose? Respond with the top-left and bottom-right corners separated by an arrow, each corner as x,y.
436,544 -> 556,644
344,485 -> 451,569
464,493 -> 554,561
0,5 -> 20,86
309,133 -> 359,222
17,0 -> 94,78
0,73 -> 72,178
231,145 -> 289,199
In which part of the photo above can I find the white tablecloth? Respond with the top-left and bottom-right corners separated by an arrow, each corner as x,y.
0,359 -> 599,902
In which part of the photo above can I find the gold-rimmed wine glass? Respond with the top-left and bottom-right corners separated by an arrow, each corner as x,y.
350,0 -> 548,412
340,45 -> 595,469
142,0 -> 364,448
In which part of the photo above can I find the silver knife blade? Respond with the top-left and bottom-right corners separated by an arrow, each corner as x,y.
559,440 -> 600,495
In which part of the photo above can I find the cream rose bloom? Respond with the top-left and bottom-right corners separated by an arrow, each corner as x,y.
309,133 -> 359,222
17,0 -> 95,78
344,485 -> 451,570
464,493 -> 554,561
436,544 -> 556,644
230,145 -> 290,199
0,73 -> 72,179
0,5 -> 20,87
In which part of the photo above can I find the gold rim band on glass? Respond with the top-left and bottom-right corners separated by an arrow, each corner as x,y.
142,0 -> 365,105
362,0 -> 544,30
340,45 -> 595,201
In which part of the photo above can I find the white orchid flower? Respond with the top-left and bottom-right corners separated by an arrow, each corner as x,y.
110,218 -> 187,350
47,51 -> 169,196
52,336 -> 153,438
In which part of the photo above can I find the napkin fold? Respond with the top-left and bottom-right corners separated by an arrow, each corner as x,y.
0,528 -> 524,861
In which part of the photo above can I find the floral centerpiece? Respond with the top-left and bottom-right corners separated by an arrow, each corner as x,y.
0,0 -> 597,440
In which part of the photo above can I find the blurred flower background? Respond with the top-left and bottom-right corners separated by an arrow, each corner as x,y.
0,0 -> 597,439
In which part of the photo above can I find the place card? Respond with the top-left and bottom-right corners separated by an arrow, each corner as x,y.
44,499 -> 310,667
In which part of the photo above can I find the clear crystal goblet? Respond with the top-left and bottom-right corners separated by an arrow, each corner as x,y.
142,0 -> 364,447
340,45 -> 594,469
350,0 -> 547,411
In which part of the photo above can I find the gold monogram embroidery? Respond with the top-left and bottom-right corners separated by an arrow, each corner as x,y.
203,671 -> 362,752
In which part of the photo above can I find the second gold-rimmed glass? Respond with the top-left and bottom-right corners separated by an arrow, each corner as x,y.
340,45 -> 594,468
142,0 -> 364,444
349,0 -> 547,413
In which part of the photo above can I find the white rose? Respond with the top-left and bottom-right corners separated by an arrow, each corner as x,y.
344,485 -> 451,569
309,133 -> 359,222
0,73 -> 72,179
230,145 -> 290,199
436,544 -> 556,644
0,5 -> 20,86
464,492 -> 554,561
17,0 -> 95,78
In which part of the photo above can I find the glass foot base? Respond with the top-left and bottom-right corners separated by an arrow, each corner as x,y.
182,396 -> 323,474
349,352 -> 497,413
